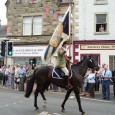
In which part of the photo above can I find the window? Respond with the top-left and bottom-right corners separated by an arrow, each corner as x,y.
95,14 -> 108,33
95,0 -> 107,4
17,0 -> 23,4
81,54 -> 100,65
23,16 -> 42,35
61,0 -> 73,3
109,56 -> 115,71
33,16 -> 42,35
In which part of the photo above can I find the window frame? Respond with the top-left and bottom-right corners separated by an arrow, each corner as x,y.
80,54 -> 100,65
94,13 -> 109,35
16,0 -> 23,4
23,15 -> 42,36
94,0 -> 108,5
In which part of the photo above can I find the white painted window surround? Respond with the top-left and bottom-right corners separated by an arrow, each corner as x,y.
23,16 -> 42,35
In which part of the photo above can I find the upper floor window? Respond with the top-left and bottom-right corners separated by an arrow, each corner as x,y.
95,14 -> 108,33
17,0 -> 23,4
95,0 -> 108,5
61,0 -> 73,3
23,16 -> 42,35
17,0 -> 40,4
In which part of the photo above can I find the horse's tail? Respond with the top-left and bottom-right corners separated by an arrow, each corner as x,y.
25,69 -> 37,98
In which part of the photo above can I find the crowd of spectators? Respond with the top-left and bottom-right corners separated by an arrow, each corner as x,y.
81,63 -> 115,100
0,64 -> 38,91
0,63 -> 115,99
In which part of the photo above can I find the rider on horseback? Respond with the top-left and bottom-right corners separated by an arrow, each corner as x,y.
57,41 -> 73,89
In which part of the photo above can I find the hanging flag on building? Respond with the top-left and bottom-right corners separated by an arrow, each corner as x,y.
44,6 -> 71,62
46,5 -> 50,16
31,0 -> 34,4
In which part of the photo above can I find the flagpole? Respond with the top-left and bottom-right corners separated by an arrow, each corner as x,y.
68,4 -> 71,86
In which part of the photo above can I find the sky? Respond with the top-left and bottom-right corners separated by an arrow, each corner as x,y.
0,0 -> 7,25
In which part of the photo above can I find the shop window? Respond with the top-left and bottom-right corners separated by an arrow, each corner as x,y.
95,0 -> 108,4
95,14 -> 108,33
109,56 -> 115,71
57,0 -> 73,6
23,16 -> 42,35
61,0 -> 73,3
81,54 -> 100,65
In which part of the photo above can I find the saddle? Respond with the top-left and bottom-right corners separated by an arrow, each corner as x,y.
52,67 -> 65,79
52,67 -> 72,79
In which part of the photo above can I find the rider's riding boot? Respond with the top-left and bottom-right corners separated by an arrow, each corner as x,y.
64,75 -> 72,90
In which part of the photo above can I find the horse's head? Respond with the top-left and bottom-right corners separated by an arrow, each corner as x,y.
87,56 -> 100,71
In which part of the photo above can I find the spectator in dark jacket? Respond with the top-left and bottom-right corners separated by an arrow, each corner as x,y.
112,69 -> 115,98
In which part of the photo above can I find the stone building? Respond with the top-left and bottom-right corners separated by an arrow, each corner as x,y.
5,0 -> 77,66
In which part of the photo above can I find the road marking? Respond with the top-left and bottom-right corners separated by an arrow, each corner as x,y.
19,100 -> 23,103
38,111 -> 49,115
81,97 -> 113,103
38,111 -> 61,115
69,96 -> 75,99
53,113 -> 61,115
68,95 -> 113,103
5,105 -> 9,107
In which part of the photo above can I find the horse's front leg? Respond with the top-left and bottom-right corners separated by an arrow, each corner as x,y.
61,88 -> 73,111
34,87 -> 39,110
74,87 -> 85,115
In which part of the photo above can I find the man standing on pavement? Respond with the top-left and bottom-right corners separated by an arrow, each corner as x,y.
112,69 -> 115,99
19,65 -> 26,91
5,65 -> 12,88
101,64 -> 112,100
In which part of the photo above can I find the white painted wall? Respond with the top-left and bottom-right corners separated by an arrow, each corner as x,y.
75,44 -> 114,67
75,0 -> 115,40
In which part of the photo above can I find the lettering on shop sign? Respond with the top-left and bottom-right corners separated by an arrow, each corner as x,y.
13,46 -> 47,57
80,45 -> 115,50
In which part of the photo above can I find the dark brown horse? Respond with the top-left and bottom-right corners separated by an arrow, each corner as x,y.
25,56 -> 99,115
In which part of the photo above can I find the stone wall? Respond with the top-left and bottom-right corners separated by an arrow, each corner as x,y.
7,0 -> 69,44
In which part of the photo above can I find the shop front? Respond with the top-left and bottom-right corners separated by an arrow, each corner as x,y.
73,40 -> 115,71
7,45 -> 47,66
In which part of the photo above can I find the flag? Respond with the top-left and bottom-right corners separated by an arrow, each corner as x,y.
44,6 -> 71,62
32,0 -> 34,4
46,5 -> 50,16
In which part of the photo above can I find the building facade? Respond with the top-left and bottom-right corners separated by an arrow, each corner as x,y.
74,0 -> 115,70
5,0 -> 75,66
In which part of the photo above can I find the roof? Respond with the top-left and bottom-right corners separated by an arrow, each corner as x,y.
0,25 -> 7,38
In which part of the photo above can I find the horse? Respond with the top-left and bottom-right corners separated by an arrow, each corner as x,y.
25,56 -> 99,115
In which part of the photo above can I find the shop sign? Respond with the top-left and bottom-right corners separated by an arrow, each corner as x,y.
13,46 -> 47,57
81,44 -> 115,50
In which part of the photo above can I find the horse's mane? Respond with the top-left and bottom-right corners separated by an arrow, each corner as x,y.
75,60 -> 84,66
72,59 -> 85,67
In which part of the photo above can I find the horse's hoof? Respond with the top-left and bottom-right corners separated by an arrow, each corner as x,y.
35,107 -> 39,110
61,108 -> 65,112
61,109 -> 65,112
43,104 -> 46,108
61,105 -> 65,112
81,112 -> 85,115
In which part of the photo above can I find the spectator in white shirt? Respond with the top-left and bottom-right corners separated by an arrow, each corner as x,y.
87,70 -> 97,98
